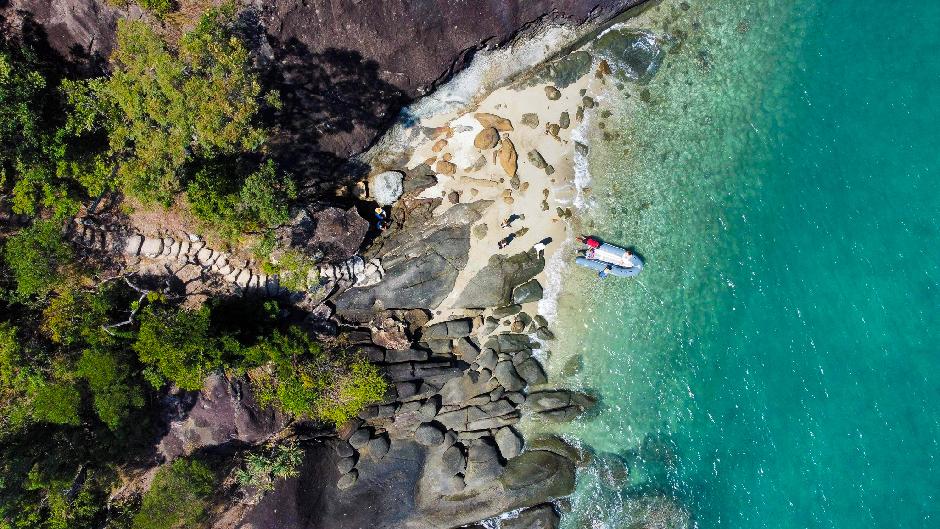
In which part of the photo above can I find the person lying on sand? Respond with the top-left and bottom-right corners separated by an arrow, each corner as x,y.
501,214 -> 523,229
532,237 -> 552,258
498,233 -> 516,249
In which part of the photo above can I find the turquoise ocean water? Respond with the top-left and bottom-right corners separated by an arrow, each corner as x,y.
546,1 -> 940,527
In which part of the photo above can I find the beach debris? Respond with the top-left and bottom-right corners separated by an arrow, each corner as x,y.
541,200 -> 549,211
497,136 -> 518,177
559,111 -> 570,129
544,85 -> 561,100
503,196 -> 515,205
582,95 -> 595,108
448,191 -> 460,204
546,123 -> 561,140
432,139 -> 448,152
521,113 -> 540,128
368,170 -> 405,205
474,127 -> 500,149
474,112 -> 513,131
596,59 -> 612,78
435,160 -> 457,175
527,149 -> 548,169
442,152 -> 453,161
509,175 -> 521,190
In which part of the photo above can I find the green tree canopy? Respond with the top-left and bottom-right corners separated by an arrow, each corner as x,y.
2,219 -> 72,299
64,5 -> 272,204
132,458 -> 217,529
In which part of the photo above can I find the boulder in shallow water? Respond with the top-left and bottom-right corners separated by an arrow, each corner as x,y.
513,279 -> 544,304
369,170 -> 404,205
592,29 -> 664,85
502,503 -> 560,529
521,113 -> 540,128
544,85 -> 562,100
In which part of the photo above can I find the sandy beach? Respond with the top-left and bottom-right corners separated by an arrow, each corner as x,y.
385,60 -> 617,324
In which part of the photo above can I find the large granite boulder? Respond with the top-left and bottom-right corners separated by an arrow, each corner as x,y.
335,201 -> 491,319
156,373 -> 288,461
592,29 -> 665,84
369,170 -> 405,205
455,251 -> 544,309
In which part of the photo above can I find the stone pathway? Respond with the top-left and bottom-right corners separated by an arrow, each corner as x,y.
68,221 -> 385,297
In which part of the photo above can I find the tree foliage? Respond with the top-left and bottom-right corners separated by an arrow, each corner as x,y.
134,305 -> 222,391
2,219 -> 72,299
132,458 -> 217,529
64,6 -> 272,204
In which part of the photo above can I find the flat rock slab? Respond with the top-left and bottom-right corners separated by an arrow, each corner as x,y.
455,251 -> 544,309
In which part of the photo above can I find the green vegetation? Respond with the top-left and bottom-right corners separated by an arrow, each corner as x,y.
132,458 -> 217,529
64,6 -> 275,205
236,443 -> 302,492
0,4 -> 382,528
2,219 -> 73,299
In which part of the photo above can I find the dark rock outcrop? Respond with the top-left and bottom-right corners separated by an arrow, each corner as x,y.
157,373 -> 288,461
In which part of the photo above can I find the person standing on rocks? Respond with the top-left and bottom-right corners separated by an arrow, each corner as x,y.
532,237 -> 552,258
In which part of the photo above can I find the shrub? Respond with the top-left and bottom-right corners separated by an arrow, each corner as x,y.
77,348 -> 144,430
134,306 -> 221,390
235,443 -> 302,492
30,381 -> 81,426
132,458 -> 217,529
138,0 -> 175,15
244,328 -> 386,425
2,219 -> 72,298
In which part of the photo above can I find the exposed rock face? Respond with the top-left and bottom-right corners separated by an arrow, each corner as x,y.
308,207 -> 370,260
157,374 -> 288,461
455,251 -> 545,308
335,201 -> 491,318
502,504 -> 560,529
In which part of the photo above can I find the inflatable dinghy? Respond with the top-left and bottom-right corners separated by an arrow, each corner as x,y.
589,243 -> 643,268
575,257 -> 642,277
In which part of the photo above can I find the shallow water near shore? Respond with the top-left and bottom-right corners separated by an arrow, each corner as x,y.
545,0 -> 940,527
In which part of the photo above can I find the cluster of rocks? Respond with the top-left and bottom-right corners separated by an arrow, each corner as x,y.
321,304 -> 596,526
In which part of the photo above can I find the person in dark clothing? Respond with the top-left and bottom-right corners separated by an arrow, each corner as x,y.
501,214 -> 522,228
598,264 -> 613,279
497,233 -> 516,249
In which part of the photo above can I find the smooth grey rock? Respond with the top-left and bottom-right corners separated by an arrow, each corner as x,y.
435,409 -> 469,431
335,202 -> 490,317
360,344 -> 386,362
337,456 -> 356,474
486,333 -> 532,354
415,423 -> 445,446
446,318 -> 473,337
369,170 -> 405,205
419,399 -> 439,420
439,371 -> 499,405
536,327 -> 555,341
494,361 -> 525,392
453,337 -> 480,362
455,251 -> 544,309
481,316 -> 500,336
441,445 -> 466,475
385,349 -> 429,363
337,469 -> 358,490
477,348 -> 498,372
512,279 -> 543,304
516,357 -> 548,386
424,339 -> 452,357
334,441 -> 355,458
479,399 -> 515,418
502,504 -> 560,529
492,305 -> 523,318
526,390 -> 596,413
348,428 -> 372,448
124,234 -> 143,255
467,413 -> 519,431
533,315 -> 549,328
140,238 -> 163,257
495,427 -> 523,459
366,434 -> 391,459
395,381 -> 419,400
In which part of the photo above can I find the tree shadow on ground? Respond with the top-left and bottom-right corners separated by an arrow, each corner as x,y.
264,38 -> 410,202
